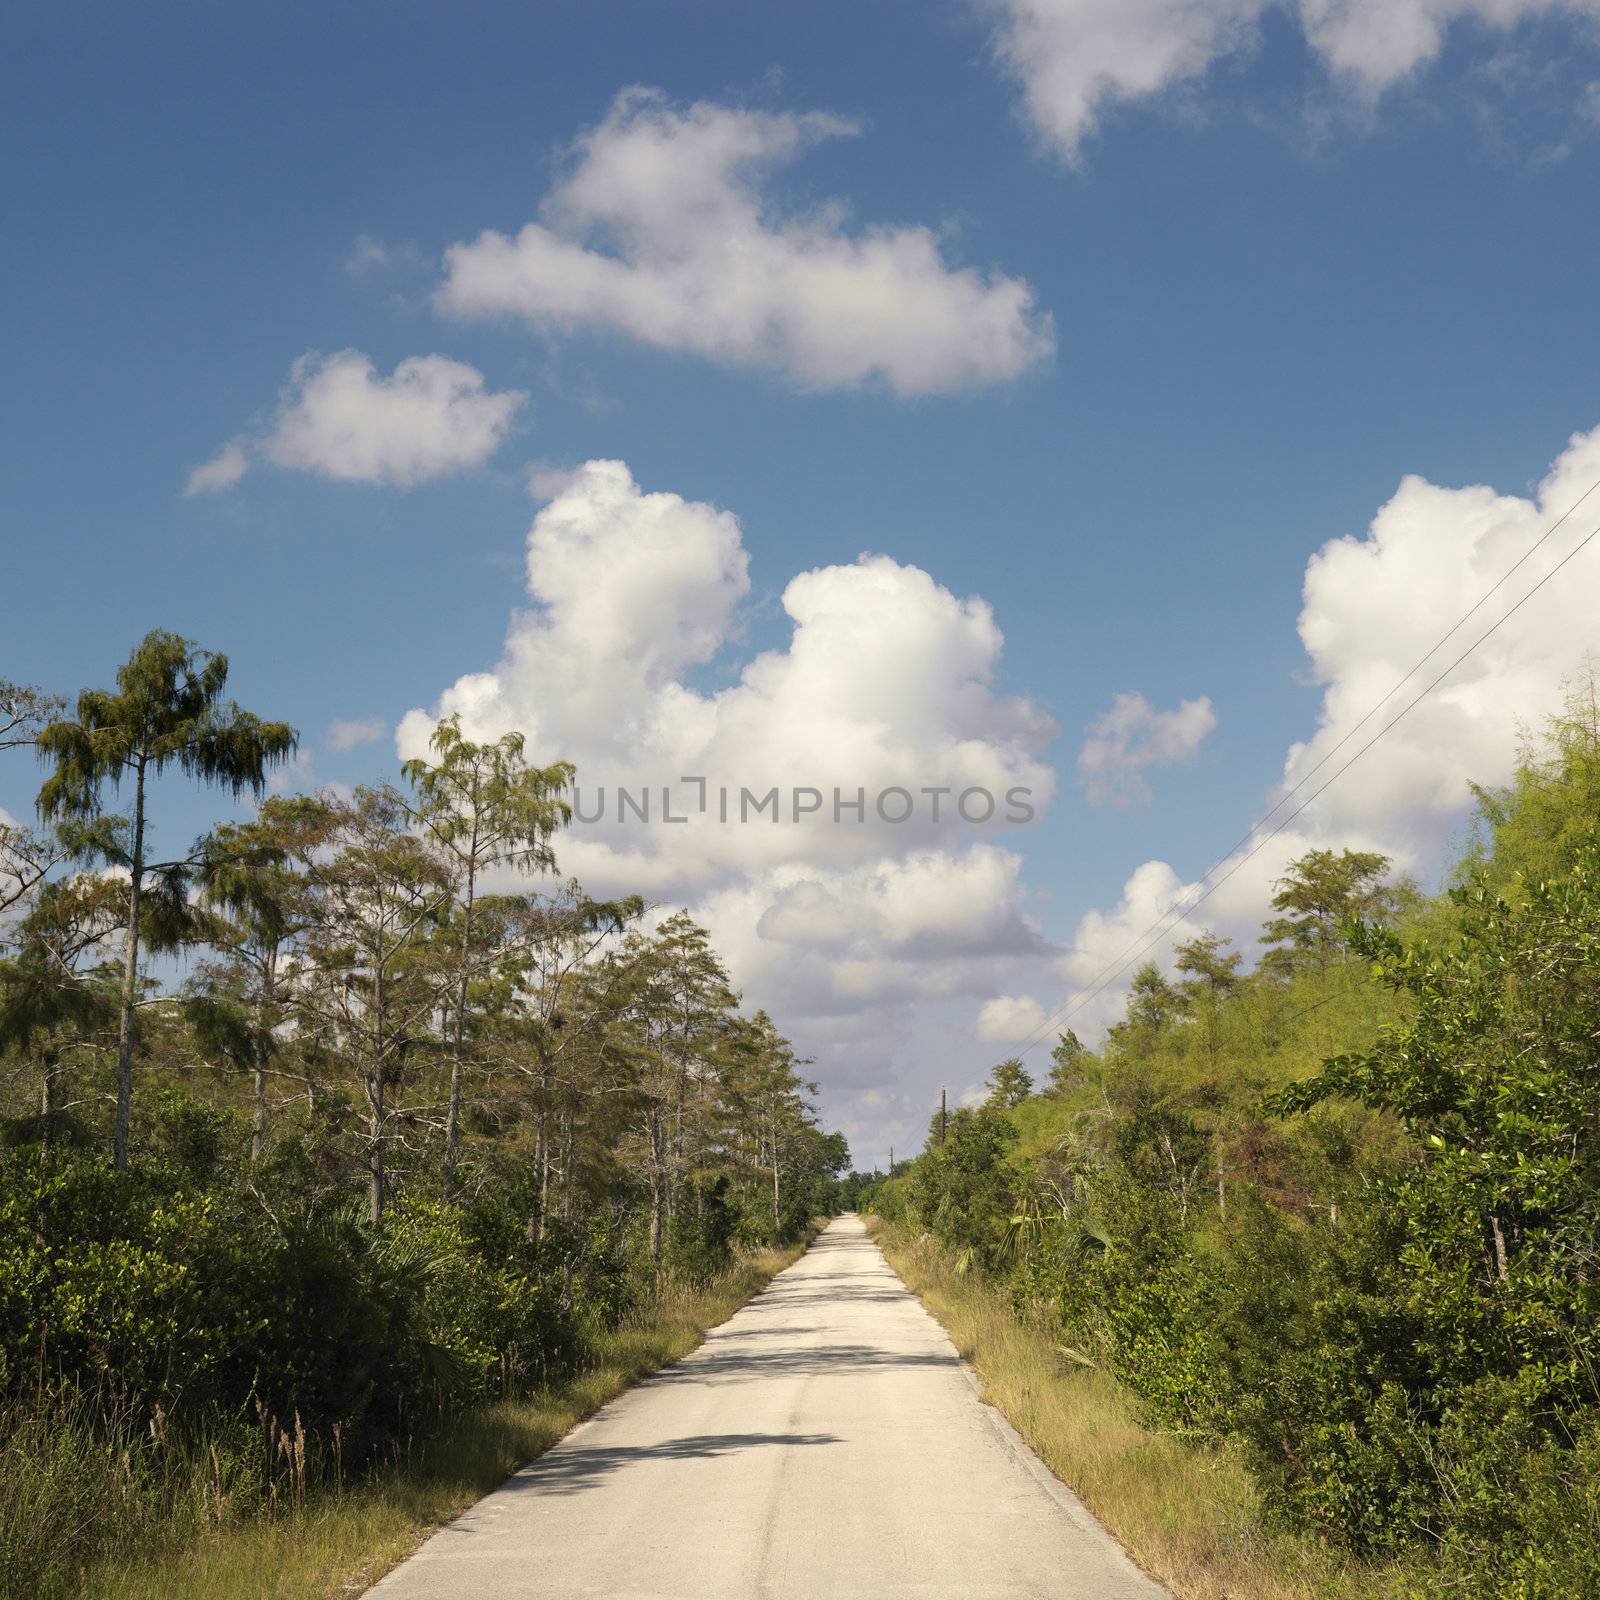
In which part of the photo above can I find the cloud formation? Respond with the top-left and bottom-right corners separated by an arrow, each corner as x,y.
185,351 -> 525,493
437,88 -> 1054,395
976,993 -> 1051,1041
184,440 -> 249,496
1056,420 -> 1600,1031
400,458 -> 1057,889
400,459 -> 1059,1132
326,717 -> 387,751
1077,690 -> 1216,806
1281,422 -> 1600,834
984,0 -> 1600,158
264,352 -> 524,486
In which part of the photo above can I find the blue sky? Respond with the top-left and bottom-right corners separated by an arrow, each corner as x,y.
7,0 -> 1600,1163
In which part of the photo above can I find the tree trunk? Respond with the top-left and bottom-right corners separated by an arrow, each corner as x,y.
559,1109 -> 574,1222
648,1107 -> 665,1263
536,1096 -> 550,1245
1490,1212 -> 1509,1281
40,1047 -> 59,1151
668,1052 -> 686,1239
444,861 -> 474,1178
251,947 -> 274,1163
368,970 -> 386,1227
770,1118 -> 782,1244
112,759 -> 146,1171
368,1064 -> 385,1227
253,1059 -> 268,1162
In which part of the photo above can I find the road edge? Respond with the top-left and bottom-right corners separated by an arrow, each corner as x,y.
862,1216 -> 1173,1597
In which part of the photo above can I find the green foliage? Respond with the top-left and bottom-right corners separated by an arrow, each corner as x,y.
1230,854 -> 1600,1564
32,630 -> 297,1171
1044,1029 -> 1086,1092
666,1173 -> 739,1283
893,689 -> 1600,1592
907,1105 -> 1018,1271
1462,671 -> 1600,896
985,1057 -> 1033,1108
1258,847 -> 1408,977
35,629 -> 296,837
1108,961 -> 1183,1042
0,631 -> 850,1600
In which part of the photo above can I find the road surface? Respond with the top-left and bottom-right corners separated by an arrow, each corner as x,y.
369,1216 -> 1169,1599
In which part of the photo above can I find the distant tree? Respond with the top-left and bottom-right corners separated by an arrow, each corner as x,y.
1259,848 -> 1402,978
297,785 -> 451,1225
0,680 -> 68,916
1113,962 -> 1184,1039
620,913 -> 739,1261
502,882 -> 645,1241
1173,931 -> 1242,1000
0,679 -> 64,754
1174,931 -> 1242,1070
726,1009 -> 817,1244
1046,1030 -> 1087,1092
192,795 -> 332,1160
1464,668 -> 1600,894
0,874 -> 121,1146
34,632 -> 295,1169
908,1104 -> 1018,1270
986,1056 -> 1034,1109
402,715 -> 573,1177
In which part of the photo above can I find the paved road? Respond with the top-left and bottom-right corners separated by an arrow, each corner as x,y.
370,1216 -> 1169,1599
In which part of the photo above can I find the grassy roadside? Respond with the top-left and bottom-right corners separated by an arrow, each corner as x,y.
72,1241 -> 808,1600
867,1219 -> 1430,1600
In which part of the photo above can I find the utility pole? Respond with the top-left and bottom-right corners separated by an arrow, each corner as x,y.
939,1088 -> 947,1146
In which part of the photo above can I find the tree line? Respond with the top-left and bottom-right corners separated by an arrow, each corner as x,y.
872,678 -> 1600,1599
0,631 -> 847,1597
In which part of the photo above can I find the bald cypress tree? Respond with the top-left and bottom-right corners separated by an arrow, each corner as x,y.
402,715 -> 573,1177
0,679 -> 67,916
35,630 -> 295,1169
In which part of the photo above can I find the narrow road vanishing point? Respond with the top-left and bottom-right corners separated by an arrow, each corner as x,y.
370,1216 -> 1169,1599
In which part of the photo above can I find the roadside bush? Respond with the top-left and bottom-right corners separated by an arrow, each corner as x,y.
1055,1174 -> 1222,1438
0,1149 -> 484,1451
387,1193 -> 585,1399
668,1172 -> 739,1283
906,1105 -> 1018,1272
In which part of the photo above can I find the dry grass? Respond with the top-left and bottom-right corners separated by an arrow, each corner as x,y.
869,1220 -> 1430,1600
75,1243 -> 806,1600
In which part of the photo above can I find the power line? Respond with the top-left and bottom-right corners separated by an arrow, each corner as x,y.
1014,479 -> 1600,1061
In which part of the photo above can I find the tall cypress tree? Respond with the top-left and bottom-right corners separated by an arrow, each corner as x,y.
35,630 -> 295,1168
402,715 -> 573,1177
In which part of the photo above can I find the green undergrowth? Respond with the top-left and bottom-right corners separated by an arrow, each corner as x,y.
869,1220 -> 1429,1600
4,1242 -> 807,1600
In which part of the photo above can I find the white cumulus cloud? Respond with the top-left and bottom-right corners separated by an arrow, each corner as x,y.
400,459 -> 1061,1125
184,439 -> 249,496
436,88 -> 1054,395
185,351 -> 525,493
976,993 -> 1051,1041
1055,419 -> 1600,1036
1280,422 -> 1600,840
264,351 -> 524,486
1077,690 -> 1216,806
399,458 -> 1057,889
983,0 -> 1600,159
326,717 -> 387,751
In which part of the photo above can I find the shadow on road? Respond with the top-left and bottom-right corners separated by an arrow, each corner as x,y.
648,1343 -> 959,1384
497,1432 -> 841,1498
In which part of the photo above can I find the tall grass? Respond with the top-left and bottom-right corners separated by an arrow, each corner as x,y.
1,1242 -> 805,1600
869,1221 -> 1431,1600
